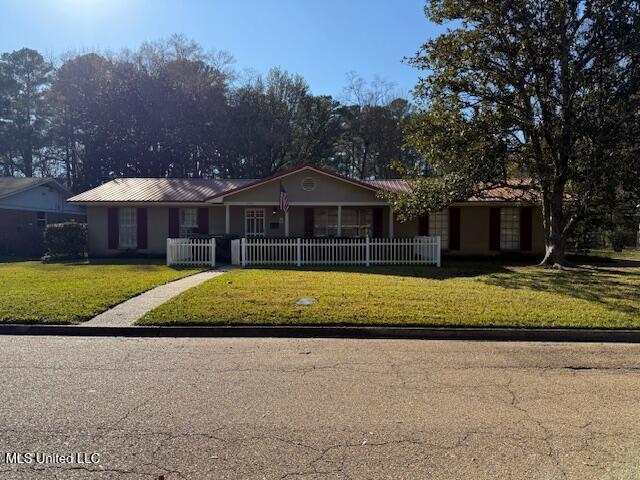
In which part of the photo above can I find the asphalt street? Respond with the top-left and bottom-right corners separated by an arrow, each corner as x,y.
0,336 -> 638,479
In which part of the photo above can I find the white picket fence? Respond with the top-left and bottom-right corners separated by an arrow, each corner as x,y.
167,238 -> 216,267
230,236 -> 440,267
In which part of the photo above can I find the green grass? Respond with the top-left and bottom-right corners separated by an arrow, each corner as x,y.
588,248 -> 640,260
140,258 -> 640,329
0,259 -> 202,324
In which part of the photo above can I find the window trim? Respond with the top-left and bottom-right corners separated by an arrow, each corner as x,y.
428,210 -> 449,250
179,207 -> 199,238
119,207 -> 137,249
500,207 -> 521,251
313,207 -> 372,238
245,208 -> 266,237
313,207 -> 338,237
340,207 -> 372,238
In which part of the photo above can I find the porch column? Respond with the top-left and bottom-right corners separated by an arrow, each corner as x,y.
388,207 -> 394,238
337,205 -> 342,237
225,204 -> 230,235
284,210 -> 290,237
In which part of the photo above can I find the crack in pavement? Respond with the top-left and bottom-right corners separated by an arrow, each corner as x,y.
2,337 -> 639,479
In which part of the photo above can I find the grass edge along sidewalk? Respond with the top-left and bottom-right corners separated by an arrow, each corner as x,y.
0,259 -> 203,325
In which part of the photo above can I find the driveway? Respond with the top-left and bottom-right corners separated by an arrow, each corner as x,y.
0,336 -> 638,479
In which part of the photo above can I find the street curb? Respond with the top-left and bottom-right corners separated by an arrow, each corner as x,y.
0,324 -> 639,342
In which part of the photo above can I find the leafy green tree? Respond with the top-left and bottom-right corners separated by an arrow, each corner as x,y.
0,48 -> 54,177
396,0 -> 640,266
0,58 -> 17,175
50,38 -> 232,189
220,68 -> 313,177
288,94 -> 341,168
333,74 -> 418,179
50,53 -> 114,189
2,36 -> 415,193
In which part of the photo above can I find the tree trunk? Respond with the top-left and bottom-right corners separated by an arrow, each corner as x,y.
64,123 -> 72,188
22,147 -> 33,177
539,188 -> 569,267
540,237 -> 566,267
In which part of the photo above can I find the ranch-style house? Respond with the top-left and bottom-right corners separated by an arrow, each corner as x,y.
68,164 -> 545,265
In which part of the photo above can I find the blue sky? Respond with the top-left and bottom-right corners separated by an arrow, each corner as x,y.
0,0 -> 441,97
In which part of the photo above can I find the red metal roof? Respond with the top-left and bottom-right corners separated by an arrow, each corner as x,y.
466,180 -> 541,202
68,170 -> 539,204
366,178 -> 540,201
363,179 -> 411,193
68,178 -> 256,203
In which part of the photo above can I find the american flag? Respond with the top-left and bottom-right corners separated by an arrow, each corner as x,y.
279,181 -> 289,212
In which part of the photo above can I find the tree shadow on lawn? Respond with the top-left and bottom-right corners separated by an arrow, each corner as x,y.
0,256 -> 40,264
259,257 -> 640,317
481,261 -> 640,316
255,259 -> 520,280
0,257 -> 166,267
568,253 -> 640,269
55,258 -> 195,270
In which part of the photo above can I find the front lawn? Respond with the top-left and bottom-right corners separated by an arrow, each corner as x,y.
0,259 -> 202,324
140,259 -> 640,328
587,248 -> 640,261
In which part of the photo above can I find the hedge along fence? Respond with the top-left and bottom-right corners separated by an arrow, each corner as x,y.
43,222 -> 87,261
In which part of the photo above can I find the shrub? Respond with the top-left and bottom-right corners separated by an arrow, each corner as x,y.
43,222 -> 87,261
609,228 -> 628,251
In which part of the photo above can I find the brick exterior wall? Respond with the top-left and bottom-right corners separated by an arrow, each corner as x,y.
0,209 -> 86,257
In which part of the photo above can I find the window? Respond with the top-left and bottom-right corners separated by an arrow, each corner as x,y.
341,208 -> 372,237
313,207 -> 373,237
428,210 -> 449,249
36,212 -> 47,229
314,208 -> 338,237
500,207 -> 520,250
245,208 -> 265,236
180,208 -> 199,237
119,208 -> 137,249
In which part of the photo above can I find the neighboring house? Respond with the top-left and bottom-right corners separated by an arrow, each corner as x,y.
0,177 -> 86,257
68,164 -> 545,258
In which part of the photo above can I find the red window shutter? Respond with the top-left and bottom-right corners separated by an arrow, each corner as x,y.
137,208 -> 147,249
197,208 -> 209,235
418,214 -> 429,236
304,208 -> 314,237
108,208 -> 119,249
372,208 -> 383,237
489,207 -> 501,251
449,207 -> 461,250
520,206 -> 533,251
168,208 -> 180,238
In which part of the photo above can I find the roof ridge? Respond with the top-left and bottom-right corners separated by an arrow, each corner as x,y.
0,177 -> 70,201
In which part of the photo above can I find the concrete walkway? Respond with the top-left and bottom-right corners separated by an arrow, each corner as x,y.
84,269 -> 228,327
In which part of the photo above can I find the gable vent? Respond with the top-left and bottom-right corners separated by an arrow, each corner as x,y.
301,177 -> 316,191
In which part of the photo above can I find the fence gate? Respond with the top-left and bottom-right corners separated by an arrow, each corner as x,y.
167,238 -> 216,267
231,239 -> 241,266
